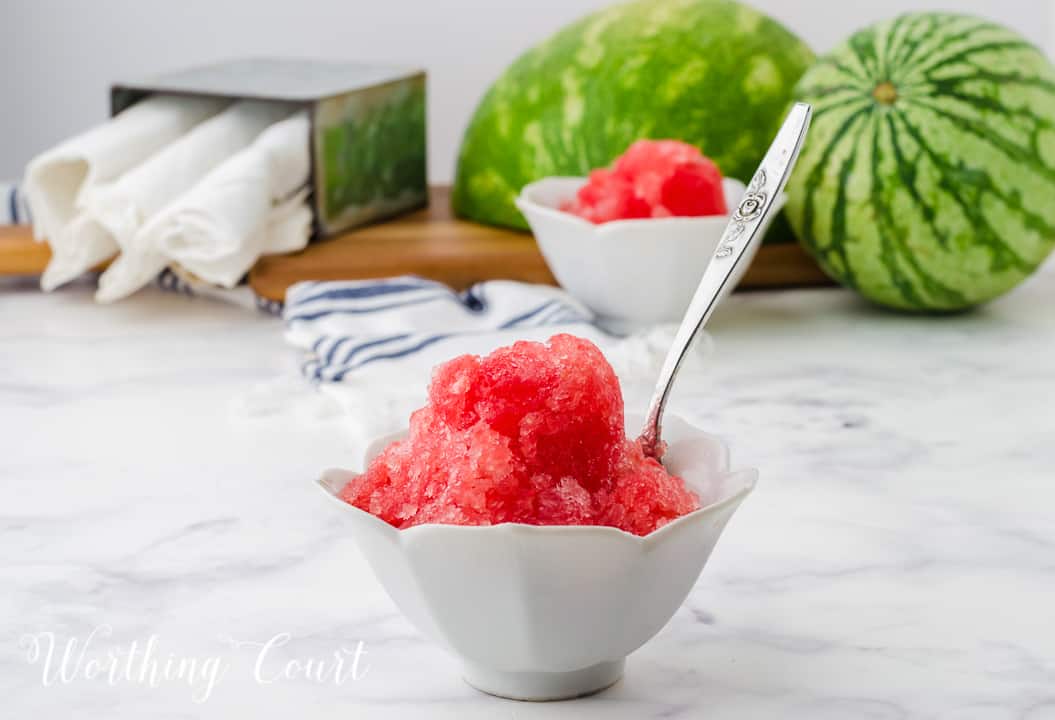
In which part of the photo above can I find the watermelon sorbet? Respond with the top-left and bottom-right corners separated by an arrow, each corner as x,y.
560,139 -> 728,223
339,334 -> 700,536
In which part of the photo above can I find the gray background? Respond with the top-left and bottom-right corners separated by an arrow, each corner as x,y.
1,0 -> 1050,182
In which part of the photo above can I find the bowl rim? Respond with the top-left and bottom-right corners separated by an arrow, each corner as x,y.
515,176 -> 747,233
316,415 -> 757,546
319,468 -> 756,547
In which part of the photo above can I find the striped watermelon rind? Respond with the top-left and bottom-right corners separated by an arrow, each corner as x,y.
785,12 -> 1055,311
452,0 -> 814,232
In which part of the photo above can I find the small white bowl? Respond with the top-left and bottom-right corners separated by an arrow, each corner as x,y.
316,414 -> 756,701
516,178 -> 784,329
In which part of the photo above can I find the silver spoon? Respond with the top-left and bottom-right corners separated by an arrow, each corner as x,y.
638,102 -> 812,458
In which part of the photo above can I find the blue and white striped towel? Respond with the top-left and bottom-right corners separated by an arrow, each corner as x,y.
284,276 -> 598,382
1,182 -> 31,225
274,276 -> 707,447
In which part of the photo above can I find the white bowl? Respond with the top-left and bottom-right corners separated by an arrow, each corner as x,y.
316,414 -> 757,701
516,177 -> 784,329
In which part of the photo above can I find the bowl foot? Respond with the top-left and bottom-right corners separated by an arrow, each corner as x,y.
462,658 -> 625,701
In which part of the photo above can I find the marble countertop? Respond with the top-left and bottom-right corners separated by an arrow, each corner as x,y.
2,264 -> 1054,719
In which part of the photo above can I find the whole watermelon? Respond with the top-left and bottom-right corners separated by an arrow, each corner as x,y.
452,0 -> 814,230
786,13 -> 1055,311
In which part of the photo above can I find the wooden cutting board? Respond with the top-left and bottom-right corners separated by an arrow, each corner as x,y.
0,226 -> 51,274
0,187 -> 831,299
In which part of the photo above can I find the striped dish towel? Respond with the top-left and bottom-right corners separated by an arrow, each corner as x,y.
156,268 -> 284,315
284,276 -> 596,382
1,182 -> 31,224
272,276 -> 708,448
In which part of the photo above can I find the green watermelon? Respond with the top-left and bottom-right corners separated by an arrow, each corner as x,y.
786,13 -> 1055,311
452,0 -> 814,231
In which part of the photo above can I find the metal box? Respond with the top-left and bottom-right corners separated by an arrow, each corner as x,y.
111,57 -> 428,237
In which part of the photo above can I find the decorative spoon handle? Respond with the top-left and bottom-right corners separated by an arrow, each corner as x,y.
638,102 -> 812,458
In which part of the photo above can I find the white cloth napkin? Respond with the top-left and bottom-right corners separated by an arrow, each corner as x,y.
26,98 -> 227,290
140,111 -> 312,289
24,96 -> 225,246
82,100 -> 295,302
280,277 -> 710,446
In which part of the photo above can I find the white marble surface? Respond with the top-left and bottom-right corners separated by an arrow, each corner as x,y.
2,265 -> 1055,719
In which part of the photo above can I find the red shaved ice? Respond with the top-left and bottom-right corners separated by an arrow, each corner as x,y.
560,139 -> 727,223
338,334 -> 700,536
559,168 -> 651,224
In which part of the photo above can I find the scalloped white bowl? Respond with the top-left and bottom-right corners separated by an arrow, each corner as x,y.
316,414 -> 756,701
516,177 -> 784,330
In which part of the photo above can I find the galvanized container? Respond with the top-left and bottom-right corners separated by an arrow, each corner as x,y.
111,57 -> 428,237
